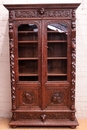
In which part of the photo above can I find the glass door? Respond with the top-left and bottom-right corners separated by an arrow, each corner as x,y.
18,24 -> 39,82
47,23 -> 68,82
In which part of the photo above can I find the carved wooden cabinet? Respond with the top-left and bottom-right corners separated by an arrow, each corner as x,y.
4,4 -> 80,128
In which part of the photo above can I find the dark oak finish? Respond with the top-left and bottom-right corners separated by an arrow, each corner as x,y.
3,3 -> 80,128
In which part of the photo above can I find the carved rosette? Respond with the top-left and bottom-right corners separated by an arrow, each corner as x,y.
15,9 -> 70,18
71,10 -> 76,113
51,91 -> 63,104
9,23 -> 16,111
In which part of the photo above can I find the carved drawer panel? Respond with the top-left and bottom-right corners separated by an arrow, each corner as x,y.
17,112 -> 71,121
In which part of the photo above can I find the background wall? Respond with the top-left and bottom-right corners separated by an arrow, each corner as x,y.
0,0 -> 87,118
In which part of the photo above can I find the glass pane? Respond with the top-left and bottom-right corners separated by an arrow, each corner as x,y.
48,60 -> 67,74
18,43 -> 38,58
19,60 -> 38,74
18,24 -> 38,81
47,23 -> 68,81
47,43 -> 67,57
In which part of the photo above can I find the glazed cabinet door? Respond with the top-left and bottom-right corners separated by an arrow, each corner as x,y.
42,20 -> 71,110
14,21 -> 42,110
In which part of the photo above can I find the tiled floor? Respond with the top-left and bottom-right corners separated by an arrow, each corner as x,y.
0,118 -> 87,130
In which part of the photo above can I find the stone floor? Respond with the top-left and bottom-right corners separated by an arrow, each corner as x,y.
0,118 -> 87,130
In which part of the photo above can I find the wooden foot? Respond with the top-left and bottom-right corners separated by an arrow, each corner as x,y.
70,126 -> 76,129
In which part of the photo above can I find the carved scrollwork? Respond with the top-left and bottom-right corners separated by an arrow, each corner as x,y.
22,91 -> 35,104
51,91 -> 63,104
9,22 -> 16,110
15,10 -> 70,18
20,113 -> 40,119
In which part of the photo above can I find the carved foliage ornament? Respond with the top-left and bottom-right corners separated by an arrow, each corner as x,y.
15,9 -> 70,18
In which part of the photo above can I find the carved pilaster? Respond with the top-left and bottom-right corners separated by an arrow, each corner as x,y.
71,12 -> 76,113
9,22 -> 16,110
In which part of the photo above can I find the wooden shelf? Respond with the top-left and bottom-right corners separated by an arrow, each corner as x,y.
47,31 -> 66,33
47,57 -> 67,60
47,73 -> 67,76
18,31 -> 38,33
18,41 -> 38,43
18,58 -> 38,60
47,40 -> 67,43
19,73 -> 38,76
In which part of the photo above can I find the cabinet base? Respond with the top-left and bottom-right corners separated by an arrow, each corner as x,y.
9,118 -> 79,128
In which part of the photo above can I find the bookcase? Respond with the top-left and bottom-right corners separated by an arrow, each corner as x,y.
4,3 -> 80,128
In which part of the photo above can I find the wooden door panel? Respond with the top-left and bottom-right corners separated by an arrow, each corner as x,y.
45,87 -> 70,109
17,88 -> 41,109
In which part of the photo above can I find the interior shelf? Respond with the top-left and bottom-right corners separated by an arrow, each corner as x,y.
47,57 -> 67,60
18,41 -> 38,43
47,31 -> 66,33
18,31 -> 37,33
18,58 -> 38,60
18,74 -> 38,76
47,73 -> 67,76
47,40 -> 67,43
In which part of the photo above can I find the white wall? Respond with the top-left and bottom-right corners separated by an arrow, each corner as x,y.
0,0 -> 87,118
